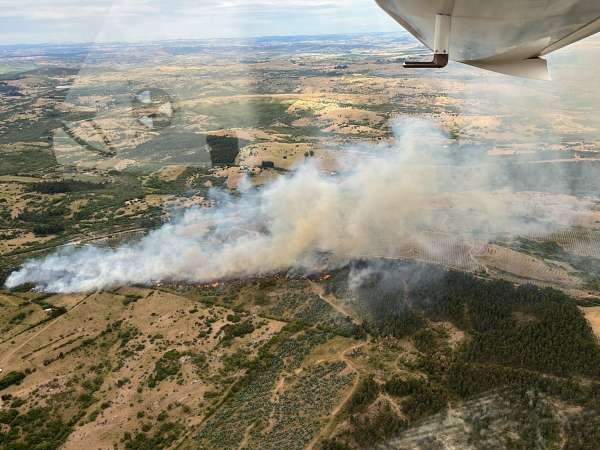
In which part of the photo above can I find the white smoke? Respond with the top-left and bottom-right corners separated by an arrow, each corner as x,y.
5,119 -> 592,293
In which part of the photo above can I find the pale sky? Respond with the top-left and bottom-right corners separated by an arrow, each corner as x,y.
0,0 -> 401,45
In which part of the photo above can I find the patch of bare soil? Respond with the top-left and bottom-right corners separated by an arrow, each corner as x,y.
476,245 -> 581,287
581,306 -> 600,341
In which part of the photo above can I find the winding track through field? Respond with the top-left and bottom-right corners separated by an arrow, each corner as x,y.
309,281 -> 359,324
305,282 -> 370,449
306,339 -> 369,450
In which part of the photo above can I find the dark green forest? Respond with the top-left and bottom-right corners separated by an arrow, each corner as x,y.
323,262 -> 600,449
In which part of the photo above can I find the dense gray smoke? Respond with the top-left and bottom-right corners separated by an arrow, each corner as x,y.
5,119 -> 592,293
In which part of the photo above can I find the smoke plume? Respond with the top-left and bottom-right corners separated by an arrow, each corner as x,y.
5,119 -> 592,293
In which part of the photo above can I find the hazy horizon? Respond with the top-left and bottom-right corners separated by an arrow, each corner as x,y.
0,30 -> 411,49
0,0 -> 400,46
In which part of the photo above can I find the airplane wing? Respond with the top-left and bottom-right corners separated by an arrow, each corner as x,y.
375,0 -> 600,79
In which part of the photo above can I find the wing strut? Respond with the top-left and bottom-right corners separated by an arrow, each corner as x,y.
404,14 -> 451,69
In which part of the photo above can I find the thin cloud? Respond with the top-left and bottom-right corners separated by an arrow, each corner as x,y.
0,0 -> 371,21
0,0 -> 398,44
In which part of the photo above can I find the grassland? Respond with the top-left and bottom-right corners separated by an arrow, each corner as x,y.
1,265 -> 600,449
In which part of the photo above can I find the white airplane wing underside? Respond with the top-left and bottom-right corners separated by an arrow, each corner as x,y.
375,0 -> 600,79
